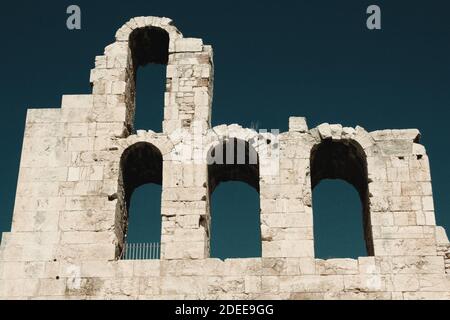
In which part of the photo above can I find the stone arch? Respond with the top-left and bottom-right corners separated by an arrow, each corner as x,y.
207,137 -> 260,194
90,16 -> 214,137
206,136 -> 262,258
92,18 -> 181,131
119,133 -> 174,161
116,141 -> 163,257
114,17 -> 182,48
310,137 -> 374,256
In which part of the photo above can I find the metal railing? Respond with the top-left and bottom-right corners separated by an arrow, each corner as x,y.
121,242 -> 160,260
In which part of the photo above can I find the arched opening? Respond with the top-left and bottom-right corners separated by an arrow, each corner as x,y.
119,142 -> 163,259
310,140 -> 373,259
207,138 -> 261,259
128,27 -> 169,133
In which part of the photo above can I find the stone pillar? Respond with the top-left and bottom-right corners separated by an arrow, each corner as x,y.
368,129 -> 438,256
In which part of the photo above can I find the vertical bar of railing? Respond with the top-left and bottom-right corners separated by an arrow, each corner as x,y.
152,243 -> 155,259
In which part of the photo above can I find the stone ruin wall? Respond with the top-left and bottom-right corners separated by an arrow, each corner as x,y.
0,16 -> 449,300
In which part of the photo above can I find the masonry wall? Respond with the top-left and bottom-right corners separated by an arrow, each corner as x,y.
0,16 -> 449,300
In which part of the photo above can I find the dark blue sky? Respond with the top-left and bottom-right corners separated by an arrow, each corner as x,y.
0,1 -> 449,259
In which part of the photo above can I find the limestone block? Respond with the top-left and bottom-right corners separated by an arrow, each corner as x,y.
317,123 -> 332,140
262,240 -> 314,258
262,227 -> 313,242
330,124 -> 343,140
163,241 -> 205,260
261,213 -> 312,228
162,260 -> 207,277
369,182 -> 393,197
161,200 -> 207,216
174,38 -> 203,52
162,187 -> 207,202
95,55 -> 107,68
342,127 -> 356,139
391,129 -> 421,141
373,238 -> 436,256
90,106 -> 127,123
2,279 -> 39,298
139,277 -> 161,296
133,260 -> 160,278
26,109 -> 61,124
422,196 -> 434,211
324,291 -> 392,300
101,278 -> 140,297
68,137 -> 95,152
279,275 -> 344,293
418,274 -> 450,292
60,107 -> 91,123
387,167 -> 410,182
358,257 -> 382,274
19,167 -> 68,183
165,228 -> 206,243
379,226 -> 429,239
388,196 -> 421,212
289,258 -> 317,275
412,143 -> 426,155
81,261 -> 115,278
400,182 -> 425,196
403,291 -> 450,300
392,211 -> 417,226
220,259 -> 262,277
316,259 -> 359,275
391,256 -> 444,274
379,140 -> 413,156
289,117 -> 308,133
12,210 -> 60,232
24,122 -> 62,138
56,243 -> 116,261
343,274 -> 388,292
392,274 -> 420,291
61,95 -> 94,109
244,276 -> 262,294
161,276 -> 206,295
0,232 -> 60,247
367,157 -> 387,181
261,276 -> 280,293
371,212 -> 394,226
435,226 -> 450,245
369,196 -> 389,212
354,126 -> 374,149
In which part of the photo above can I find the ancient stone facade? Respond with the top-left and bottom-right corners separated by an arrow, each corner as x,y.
0,16 -> 449,300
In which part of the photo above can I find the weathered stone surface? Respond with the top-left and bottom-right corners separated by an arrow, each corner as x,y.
289,117 -> 308,133
0,15 -> 448,300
